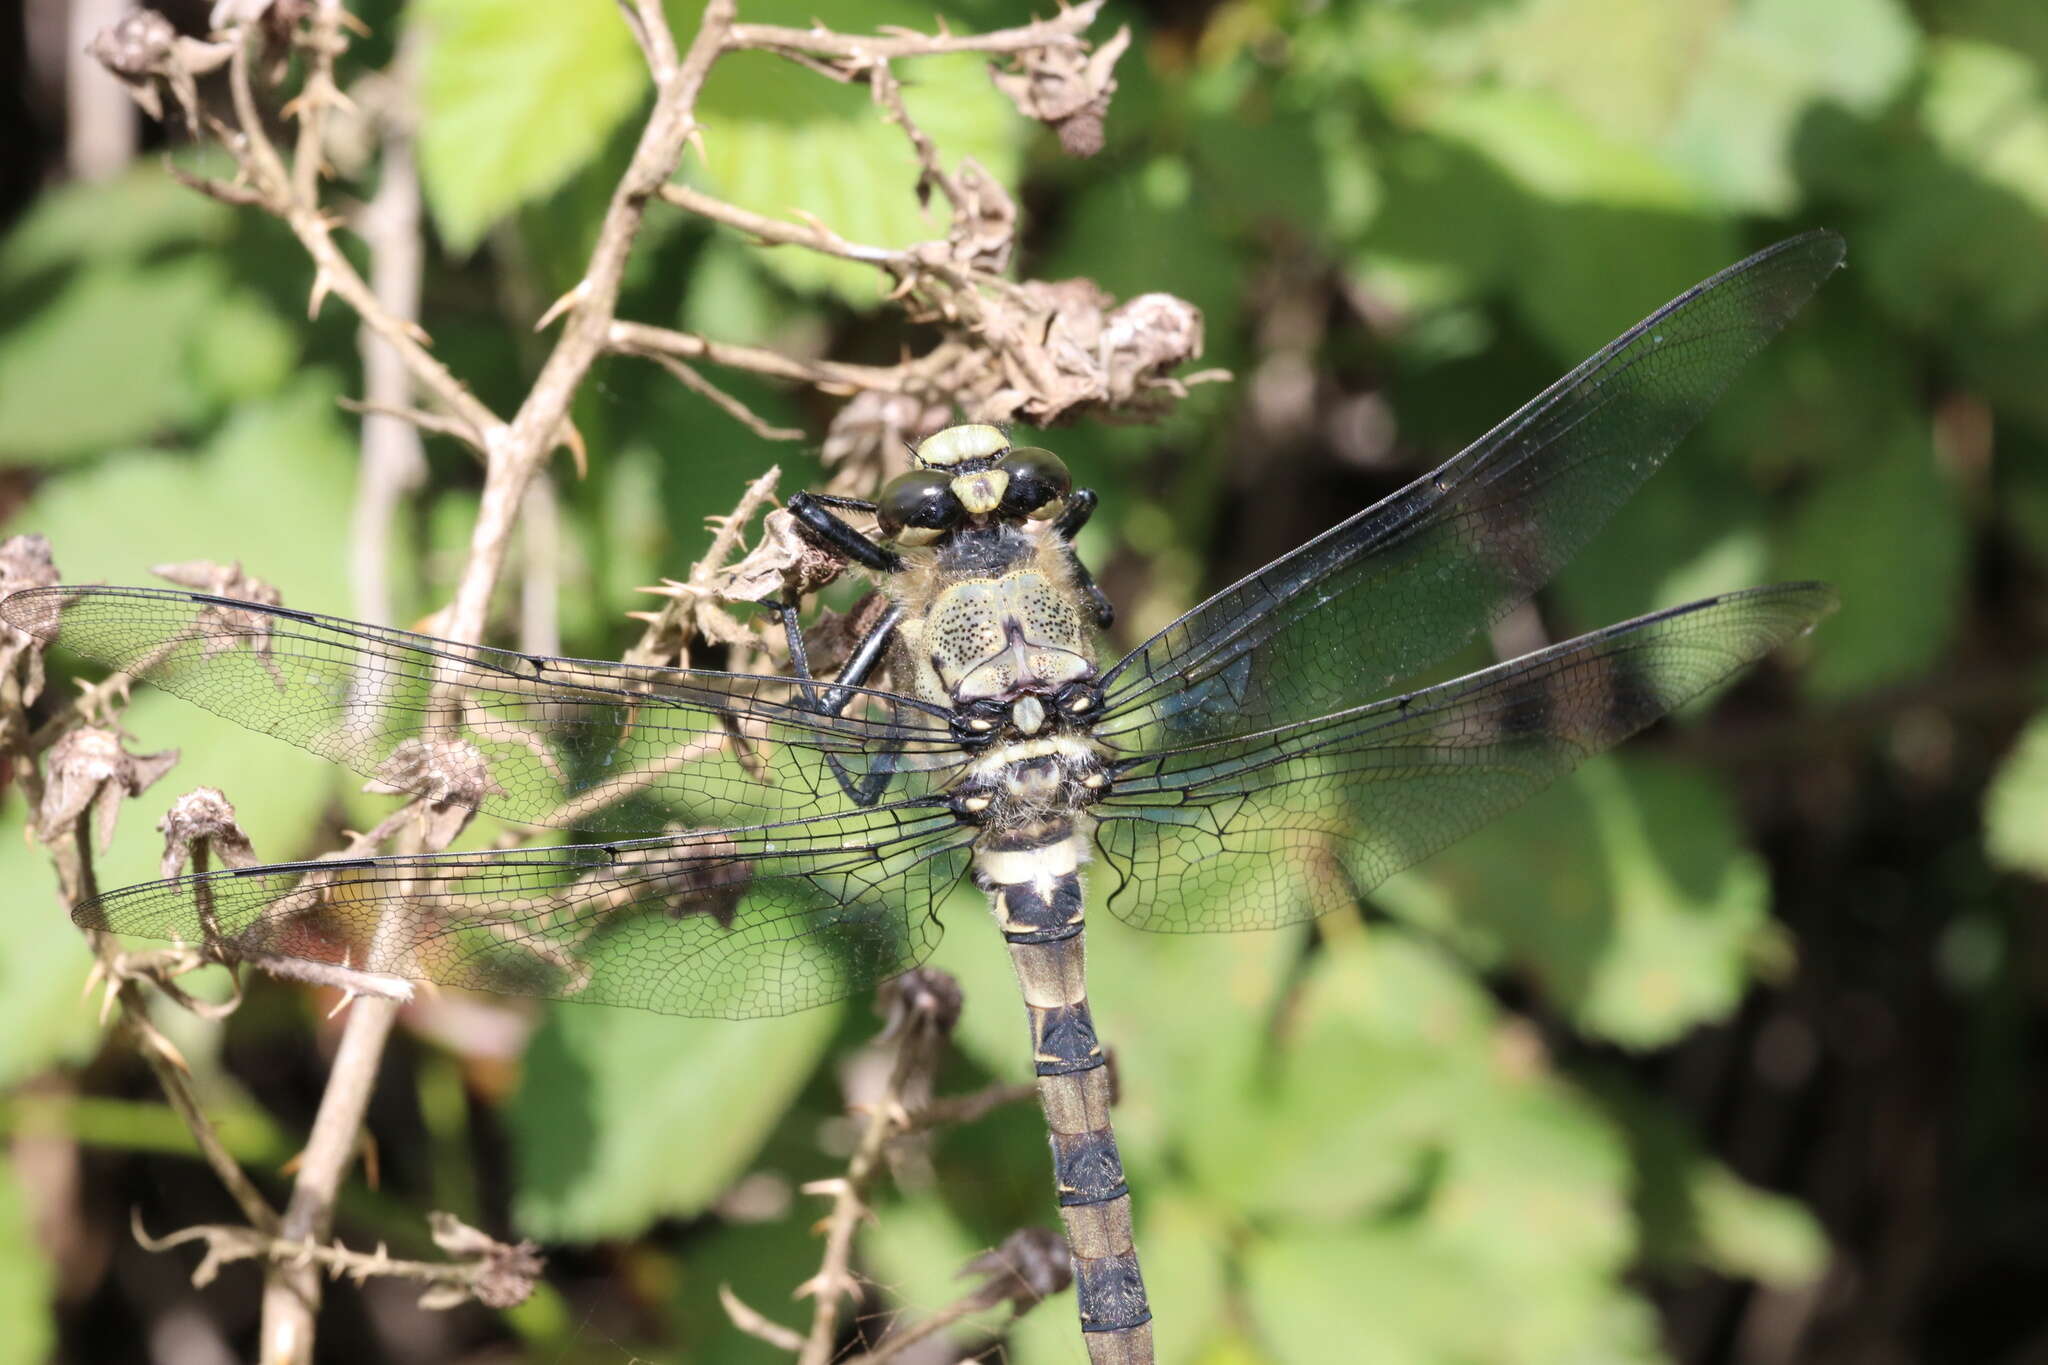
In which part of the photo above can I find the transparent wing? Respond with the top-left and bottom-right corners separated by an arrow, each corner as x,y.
2,585 -> 965,833
1090,584 -> 1834,933
76,804 -> 974,1019
1093,231 -> 1845,745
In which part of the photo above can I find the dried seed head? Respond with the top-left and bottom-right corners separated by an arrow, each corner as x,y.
963,278 -> 1209,427
39,728 -> 179,853
961,1226 -> 1072,1308
821,390 -> 955,489
0,535 -> 61,709
880,966 -> 964,1040
990,25 -> 1130,159
90,9 -> 178,80
363,737 -> 505,852
89,10 -> 232,131
158,787 -> 258,879
151,562 -> 288,669
425,1212 -> 545,1311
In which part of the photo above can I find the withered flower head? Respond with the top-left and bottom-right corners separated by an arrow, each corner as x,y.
152,562 -> 286,665
972,279 -> 1207,426
39,728 -> 179,853
990,25 -> 1131,158
960,1227 -> 1072,1310
821,390 -> 953,486
421,1212 -> 545,1311
692,508 -> 844,611
0,535 -> 61,709
88,10 -> 232,131
158,787 -> 258,880
879,966 -> 964,1042
364,737 -> 505,853
582,832 -> 753,930
876,967 -> 964,1115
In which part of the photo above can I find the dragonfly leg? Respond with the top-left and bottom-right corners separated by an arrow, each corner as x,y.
1055,489 -> 1115,629
787,491 -> 903,574
772,597 -> 907,808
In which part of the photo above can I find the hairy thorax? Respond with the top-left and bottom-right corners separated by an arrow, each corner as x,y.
888,522 -> 1097,718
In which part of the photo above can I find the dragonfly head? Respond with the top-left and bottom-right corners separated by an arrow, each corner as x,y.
879,426 -> 1074,546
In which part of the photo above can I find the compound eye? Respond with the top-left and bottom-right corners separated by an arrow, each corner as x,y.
997,447 -> 1072,519
876,470 -> 965,540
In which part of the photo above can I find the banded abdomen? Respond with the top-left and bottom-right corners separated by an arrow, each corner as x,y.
976,823 -> 1153,1361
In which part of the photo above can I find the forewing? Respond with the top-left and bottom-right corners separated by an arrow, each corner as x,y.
1091,584 -> 1834,933
1,586 -> 963,833
74,805 -> 973,1018
1094,232 -> 1845,744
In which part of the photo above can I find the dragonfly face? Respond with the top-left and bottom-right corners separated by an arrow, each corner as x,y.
2,231 -> 1850,1363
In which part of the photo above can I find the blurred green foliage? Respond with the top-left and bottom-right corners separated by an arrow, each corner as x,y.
3,0 -> 2044,1361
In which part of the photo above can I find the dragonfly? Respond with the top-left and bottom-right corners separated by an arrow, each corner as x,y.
3,230 -> 1843,1363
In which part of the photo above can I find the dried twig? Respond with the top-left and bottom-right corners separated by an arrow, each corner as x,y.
841,1228 -> 1072,1364
345,27 -> 429,627
138,1209 -> 542,1310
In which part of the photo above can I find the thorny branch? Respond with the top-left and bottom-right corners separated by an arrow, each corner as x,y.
717,972 -> 1060,1362
53,0 -> 1187,1358
135,1208 -> 543,1311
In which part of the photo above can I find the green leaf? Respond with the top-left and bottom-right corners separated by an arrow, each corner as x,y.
1378,758 -> 1777,1047
691,0 -> 1023,302
1663,0 -> 1920,213
0,800 -> 100,1088
1923,38 -> 2048,220
1185,937 -> 1484,1224
862,1194 -> 1080,1363
668,1217 -> 836,1363
18,378 -> 359,614
1420,87 -> 1700,213
1243,1221 -> 1662,1365
1985,711 -> 2048,879
510,1002 -> 838,1241
414,0 -> 649,254
0,159 -> 235,284
1776,431 -> 1964,695
0,1155 -> 54,1365
187,287 -> 300,405
9,381 -> 365,890
1687,1160 -> 1829,1285
1598,1073 -> 1828,1285
0,259 -> 224,464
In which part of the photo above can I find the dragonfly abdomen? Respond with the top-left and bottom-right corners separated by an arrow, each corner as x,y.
976,828 -> 1154,1354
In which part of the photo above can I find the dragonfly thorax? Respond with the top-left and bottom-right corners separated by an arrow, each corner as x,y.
888,521 -> 1101,732
951,734 -> 1110,829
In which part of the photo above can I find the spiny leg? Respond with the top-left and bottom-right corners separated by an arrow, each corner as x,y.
771,597 -> 907,808
787,491 -> 903,574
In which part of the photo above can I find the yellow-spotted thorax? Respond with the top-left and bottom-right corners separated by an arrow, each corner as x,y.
874,425 -> 1103,743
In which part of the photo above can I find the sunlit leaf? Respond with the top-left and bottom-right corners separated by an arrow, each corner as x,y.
1985,711 -> 2048,880
1664,0 -> 1919,212
1922,38 -> 2048,219
0,260 -> 222,463
1379,757 -> 1777,1047
414,0 -> 649,254
0,161 -> 234,284
1600,1072 -> 1828,1286
689,0 -> 1023,302
1243,1220 -> 1662,1365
